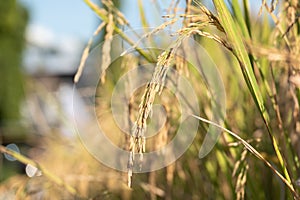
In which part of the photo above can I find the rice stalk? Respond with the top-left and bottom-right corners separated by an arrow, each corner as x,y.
178,28 -> 231,50
120,18 -> 179,56
166,0 -> 181,19
191,1 -> 225,32
100,13 -> 114,83
232,149 -> 248,200
102,0 -> 129,26
83,0 -> 154,62
101,0 -> 143,47
232,149 -> 247,179
127,43 -> 184,187
74,22 -> 106,83
235,163 -> 248,200
127,50 -> 172,187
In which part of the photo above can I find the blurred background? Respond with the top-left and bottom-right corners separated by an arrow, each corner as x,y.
0,0 -> 96,182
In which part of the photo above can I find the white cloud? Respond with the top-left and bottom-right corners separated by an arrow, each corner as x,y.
24,24 -> 85,75
26,24 -> 56,48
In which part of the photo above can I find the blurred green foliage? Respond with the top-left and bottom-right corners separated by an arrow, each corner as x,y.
0,0 -> 28,123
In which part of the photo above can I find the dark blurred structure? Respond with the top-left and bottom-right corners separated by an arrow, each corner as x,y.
0,0 -> 28,182
0,1 -> 28,125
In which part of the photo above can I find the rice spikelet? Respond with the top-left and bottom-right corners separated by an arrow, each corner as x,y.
101,13 -> 114,83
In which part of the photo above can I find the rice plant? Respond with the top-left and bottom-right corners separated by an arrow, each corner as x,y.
1,0 -> 300,199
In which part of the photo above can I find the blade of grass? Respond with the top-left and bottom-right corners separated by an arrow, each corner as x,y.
231,0 -> 250,38
212,0 -> 295,193
138,0 -> 149,28
242,0 -> 251,38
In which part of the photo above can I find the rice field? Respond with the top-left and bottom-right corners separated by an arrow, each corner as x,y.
1,0 -> 300,199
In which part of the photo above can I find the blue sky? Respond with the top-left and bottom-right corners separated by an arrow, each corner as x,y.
18,0 -> 181,74
19,0 -> 186,41
18,0 -> 262,74
18,0 -> 264,41
20,0 -> 97,40
19,0 -> 100,74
